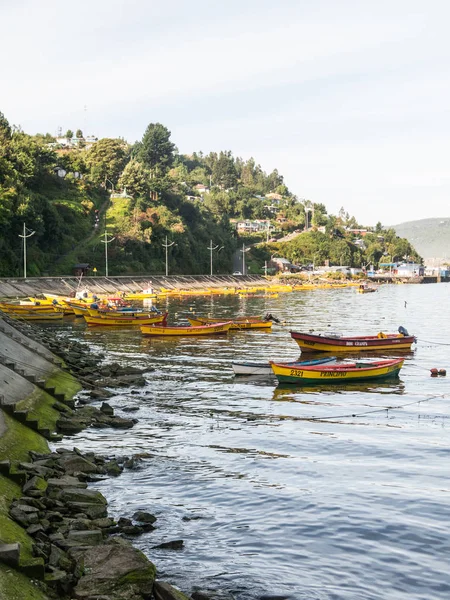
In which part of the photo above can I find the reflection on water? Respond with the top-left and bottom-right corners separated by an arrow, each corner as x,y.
51,285 -> 450,600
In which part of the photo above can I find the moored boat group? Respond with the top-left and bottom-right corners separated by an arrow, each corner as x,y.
0,284 -> 417,387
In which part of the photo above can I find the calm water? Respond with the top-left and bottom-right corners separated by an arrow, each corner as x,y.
52,284 -> 450,600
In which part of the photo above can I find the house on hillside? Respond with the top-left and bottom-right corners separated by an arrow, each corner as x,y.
194,184 -> 209,195
73,263 -> 90,276
235,219 -> 272,234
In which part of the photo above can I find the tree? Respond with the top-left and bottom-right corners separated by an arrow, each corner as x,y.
76,129 -> 83,139
212,151 -> 237,189
138,123 -> 176,175
85,138 -> 128,186
0,111 -> 12,142
118,160 -> 150,199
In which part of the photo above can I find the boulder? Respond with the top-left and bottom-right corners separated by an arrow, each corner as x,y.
57,455 -> 99,475
66,529 -> 104,546
154,581 -> 192,600
132,511 -> 157,524
58,488 -> 107,505
0,543 -> 20,567
72,542 -> 156,599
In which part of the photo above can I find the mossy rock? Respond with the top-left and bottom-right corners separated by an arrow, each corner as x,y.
15,388 -> 71,434
0,563 -> 49,600
0,413 -> 48,464
44,369 -> 82,399
0,475 -> 36,562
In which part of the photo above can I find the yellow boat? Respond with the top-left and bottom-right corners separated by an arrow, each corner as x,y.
84,312 -> 168,327
141,321 -> 232,336
0,302 -> 58,315
270,358 -> 404,384
187,315 -> 272,330
7,310 -> 65,321
122,286 -> 157,300
88,307 -> 150,318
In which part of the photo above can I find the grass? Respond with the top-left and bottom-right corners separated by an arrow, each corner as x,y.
0,474 -> 35,562
0,564 -> 48,600
0,413 -> 48,464
15,388 -> 70,433
44,369 -> 82,400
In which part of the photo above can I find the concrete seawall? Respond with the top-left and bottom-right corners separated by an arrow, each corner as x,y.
0,275 -> 267,298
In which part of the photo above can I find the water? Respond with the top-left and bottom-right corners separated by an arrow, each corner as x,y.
52,284 -> 450,600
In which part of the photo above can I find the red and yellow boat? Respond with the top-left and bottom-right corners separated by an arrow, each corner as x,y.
290,329 -> 416,353
141,321 -> 232,336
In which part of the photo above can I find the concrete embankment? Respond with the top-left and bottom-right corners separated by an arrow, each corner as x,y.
0,314 -> 221,600
0,274 -> 266,299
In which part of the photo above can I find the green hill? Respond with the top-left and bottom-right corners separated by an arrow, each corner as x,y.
392,218 -> 450,262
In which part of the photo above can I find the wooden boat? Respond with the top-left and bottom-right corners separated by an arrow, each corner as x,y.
141,321 -> 232,336
122,287 -> 157,300
7,310 -> 65,321
0,301 -> 58,314
83,312 -> 168,327
187,315 -> 272,330
270,358 -> 405,384
358,285 -> 377,294
290,329 -> 416,353
232,356 -> 336,376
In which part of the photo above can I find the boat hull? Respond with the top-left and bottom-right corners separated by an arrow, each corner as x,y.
290,331 -> 415,353
7,310 -> 65,321
141,322 -> 232,336
84,312 -> 167,326
232,356 -> 336,375
271,358 -> 404,384
188,316 -> 272,330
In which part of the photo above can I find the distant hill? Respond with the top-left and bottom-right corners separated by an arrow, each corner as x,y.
392,218 -> 450,263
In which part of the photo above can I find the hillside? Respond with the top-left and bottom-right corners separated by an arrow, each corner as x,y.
392,218 -> 450,262
0,109 -> 423,276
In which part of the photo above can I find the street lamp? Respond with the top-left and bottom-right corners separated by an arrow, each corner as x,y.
240,243 -> 250,275
105,178 -> 115,193
302,201 -> 314,230
101,230 -> 115,277
207,240 -> 224,276
162,236 -> 176,276
18,223 -> 35,278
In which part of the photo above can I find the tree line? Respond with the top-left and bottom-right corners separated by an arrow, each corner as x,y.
0,110 -> 421,277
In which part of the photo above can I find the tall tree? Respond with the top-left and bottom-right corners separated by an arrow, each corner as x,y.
118,160 -> 150,198
85,138 -> 128,186
76,129 -> 83,139
65,129 -> 73,139
138,123 -> 176,176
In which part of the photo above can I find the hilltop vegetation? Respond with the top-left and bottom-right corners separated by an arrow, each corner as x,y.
0,110 -> 421,277
393,218 -> 450,261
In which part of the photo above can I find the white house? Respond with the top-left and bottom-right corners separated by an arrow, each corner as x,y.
396,263 -> 424,277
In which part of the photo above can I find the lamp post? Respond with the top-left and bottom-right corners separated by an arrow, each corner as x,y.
240,243 -> 250,275
207,240 -> 224,276
105,178 -> 115,193
101,230 -> 115,277
18,223 -> 35,278
302,201 -> 313,230
162,236 -> 176,276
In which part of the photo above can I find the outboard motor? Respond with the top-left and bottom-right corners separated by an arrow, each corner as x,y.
398,326 -> 409,336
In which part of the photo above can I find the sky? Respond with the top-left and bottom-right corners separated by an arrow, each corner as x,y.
1,0 -> 449,226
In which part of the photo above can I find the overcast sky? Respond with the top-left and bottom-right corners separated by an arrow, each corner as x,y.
1,0 -> 449,226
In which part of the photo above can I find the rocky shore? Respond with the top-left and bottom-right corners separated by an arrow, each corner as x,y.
0,313 -> 232,600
